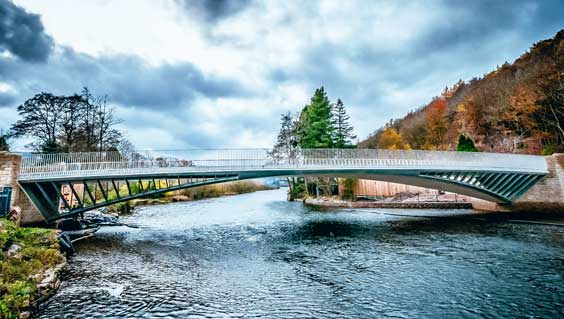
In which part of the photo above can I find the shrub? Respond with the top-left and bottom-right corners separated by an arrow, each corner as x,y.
541,143 -> 554,155
457,134 -> 479,152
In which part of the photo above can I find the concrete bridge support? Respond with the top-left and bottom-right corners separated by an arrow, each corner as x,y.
506,153 -> 564,212
0,152 -> 44,224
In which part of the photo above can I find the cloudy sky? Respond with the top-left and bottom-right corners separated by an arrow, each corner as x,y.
1,0 -> 563,150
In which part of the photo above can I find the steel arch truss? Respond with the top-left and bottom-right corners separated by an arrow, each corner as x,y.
19,174 -> 239,222
419,171 -> 545,203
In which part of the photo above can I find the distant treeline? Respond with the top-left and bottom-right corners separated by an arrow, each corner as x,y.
359,29 -> 564,155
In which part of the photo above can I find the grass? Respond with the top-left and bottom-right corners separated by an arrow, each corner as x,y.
0,219 -> 63,319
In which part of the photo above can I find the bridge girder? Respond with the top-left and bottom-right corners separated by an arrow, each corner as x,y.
18,168 -> 546,223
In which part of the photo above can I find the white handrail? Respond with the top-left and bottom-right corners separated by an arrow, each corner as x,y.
17,148 -> 548,181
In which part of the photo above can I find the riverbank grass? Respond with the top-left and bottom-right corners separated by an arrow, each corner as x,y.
0,219 -> 63,318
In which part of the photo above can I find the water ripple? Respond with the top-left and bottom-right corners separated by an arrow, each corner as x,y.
36,190 -> 564,318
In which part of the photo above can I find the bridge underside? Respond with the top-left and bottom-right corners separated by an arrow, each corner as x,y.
18,168 -> 546,223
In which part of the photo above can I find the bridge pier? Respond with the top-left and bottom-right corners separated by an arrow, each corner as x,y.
0,152 -> 44,225
502,153 -> 564,213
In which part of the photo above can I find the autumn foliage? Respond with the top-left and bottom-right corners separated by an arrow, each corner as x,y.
377,126 -> 411,150
360,29 -> 564,154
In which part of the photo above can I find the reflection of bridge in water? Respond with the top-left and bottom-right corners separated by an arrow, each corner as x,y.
17,149 -> 548,222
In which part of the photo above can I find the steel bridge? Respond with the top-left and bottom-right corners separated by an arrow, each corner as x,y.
17,149 -> 548,223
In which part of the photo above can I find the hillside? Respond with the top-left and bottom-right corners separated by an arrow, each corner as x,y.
359,30 -> 564,155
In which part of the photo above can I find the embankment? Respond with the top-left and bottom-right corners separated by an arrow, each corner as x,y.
0,219 -> 66,319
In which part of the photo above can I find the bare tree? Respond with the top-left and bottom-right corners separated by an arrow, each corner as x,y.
270,112 -> 298,164
59,94 -> 86,152
92,94 -> 123,151
536,80 -> 564,148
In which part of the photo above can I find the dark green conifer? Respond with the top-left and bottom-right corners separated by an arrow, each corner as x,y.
457,134 -> 478,152
332,99 -> 357,148
298,87 -> 335,148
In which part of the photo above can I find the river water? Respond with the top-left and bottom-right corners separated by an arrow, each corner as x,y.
36,189 -> 564,318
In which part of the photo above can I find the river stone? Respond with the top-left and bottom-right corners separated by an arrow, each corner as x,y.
5,243 -> 22,258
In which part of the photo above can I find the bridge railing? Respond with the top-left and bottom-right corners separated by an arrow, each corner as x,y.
18,148 -> 548,180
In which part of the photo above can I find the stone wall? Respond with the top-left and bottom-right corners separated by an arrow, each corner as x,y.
0,152 -> 45,224
507,153 -> 564,212
0,152 -> 21,208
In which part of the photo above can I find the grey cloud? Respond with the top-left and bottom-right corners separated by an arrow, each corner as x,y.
0,47 -> 252,148
120,107 -> 273,149
0,92 -> 15,106
0,0 -> 53,61
268,44 -> 394,108
175,0 -> 252,23
4,0 -> 564,148
268,0 -> 564,110
0,47 -> 248,109
416,0 -> 564,53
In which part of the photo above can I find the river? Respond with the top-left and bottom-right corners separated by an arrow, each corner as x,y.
36,189 -> 564,318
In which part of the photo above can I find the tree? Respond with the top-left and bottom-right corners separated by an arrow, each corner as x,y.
339,178 -> 357,200
425,98 -> 448,148
534,38 -> 564,153
58,94 -> 87,152
9,88 -> 126,153
456,134 -> 478,152
271,112 -> 298,163
298,87 -> 335,148
0,131 -> 10,151
295,87 -> 336,198
271,112 -> 302,198
91,94 -> 123,151
10,92 -> 64,152
117,139 -> 136,160
79,87 -> 97,151
535,81 -> 564,153
377,127 -> 411,150
331,99 -> 357,148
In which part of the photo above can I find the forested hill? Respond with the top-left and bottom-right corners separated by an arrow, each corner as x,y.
359,29 -> 564,155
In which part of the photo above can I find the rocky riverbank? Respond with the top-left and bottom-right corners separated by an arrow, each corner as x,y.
0,219 -> 66,319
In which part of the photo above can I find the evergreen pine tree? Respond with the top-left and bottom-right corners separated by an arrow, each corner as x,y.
331,99 -> 357,148
298,87 -> 335,148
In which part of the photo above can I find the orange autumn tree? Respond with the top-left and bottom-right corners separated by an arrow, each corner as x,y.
425,98 -> 448,149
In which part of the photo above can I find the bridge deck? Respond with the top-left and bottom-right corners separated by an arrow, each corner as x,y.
15,149 -> 549,222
